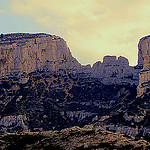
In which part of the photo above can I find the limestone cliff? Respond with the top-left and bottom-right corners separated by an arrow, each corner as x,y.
91,56 -> 140,85
138,35 -> 150,67
0,33 -> 141,85
137,36 -> 150,96
0,33 -> 81,77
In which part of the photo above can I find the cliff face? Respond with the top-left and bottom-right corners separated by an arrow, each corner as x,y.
137,36 -> 150,97
138,36 -> 150,68
0,33 -> 149,138
0,33 -> 81,77
91,56 -> 140,85
0,33 -> 141,85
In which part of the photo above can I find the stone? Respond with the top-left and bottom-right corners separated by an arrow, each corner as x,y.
137,36 -> 150,67
91,55 -> 140,85
0,33 -> 141,86
0,33 -> 81,77
0,115 -> 29,133
63,111 -> 97,122
103,55 -> 117,65
137,35 -> 150,96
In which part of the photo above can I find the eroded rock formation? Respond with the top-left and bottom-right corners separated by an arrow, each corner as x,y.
0,33 -> 81,78
91,56 -> 140,85
137,36 -> 150,67
0,115 -> 29,133
137,36 -> 150,96
0,33 -> 141,85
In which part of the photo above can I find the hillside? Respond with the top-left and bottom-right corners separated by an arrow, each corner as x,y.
0,70 -> 138,132
0,33 -> 149,140
0,127 -> 149,150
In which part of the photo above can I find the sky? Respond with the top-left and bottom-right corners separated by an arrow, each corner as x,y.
0,0 -> 150,66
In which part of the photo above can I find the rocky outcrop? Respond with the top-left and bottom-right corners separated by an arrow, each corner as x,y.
60,111 -> 97,122
123,113 -> 144,123
137,36 -> 150,67
91,56 -> 140,85
98,123 -> 150,137
137,36 -> 150,96
0,33 -> 81,78
0,115 -> 29,133
106,124 -> 139,137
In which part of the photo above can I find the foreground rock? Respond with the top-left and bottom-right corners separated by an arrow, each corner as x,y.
0,126 -> 149,150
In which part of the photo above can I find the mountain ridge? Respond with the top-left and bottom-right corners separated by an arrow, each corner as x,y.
0,33 -> 141,85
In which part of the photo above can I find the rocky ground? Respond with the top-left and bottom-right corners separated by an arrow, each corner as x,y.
0,126 -> 149,150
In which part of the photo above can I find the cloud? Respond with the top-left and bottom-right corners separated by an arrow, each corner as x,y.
5,0 -> 150,65
0,9 -> 6,13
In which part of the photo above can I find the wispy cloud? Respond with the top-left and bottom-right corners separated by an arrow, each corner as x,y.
4,0 -> 150,65
0,9 -> 6,13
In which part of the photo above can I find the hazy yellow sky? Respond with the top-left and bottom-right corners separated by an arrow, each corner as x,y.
1,0 -> 150,66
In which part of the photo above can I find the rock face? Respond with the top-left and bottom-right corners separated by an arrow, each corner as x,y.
0,127 -> 149,150
0,33 -> 141,85
0,33 -> 142,85
0,33 -> 81,77
91,56 -> 140,85
0,115 -> 29,133
0,70 -> 137,132
137,36 -> 150,67
137,36 -> 150,96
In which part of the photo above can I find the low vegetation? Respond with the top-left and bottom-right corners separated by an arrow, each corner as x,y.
0,127 -> 149,150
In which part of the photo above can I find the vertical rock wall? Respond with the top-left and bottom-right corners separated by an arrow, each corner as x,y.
137,36 -> 150,96
91,56 -> 140,85
0,33 -> 81,77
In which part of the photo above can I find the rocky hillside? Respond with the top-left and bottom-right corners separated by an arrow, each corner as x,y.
0,126 -> 149,150
0,33 -> 150,140
0,70 -> 137,133
92,93 -> 150,139
0,70 -> 149,143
